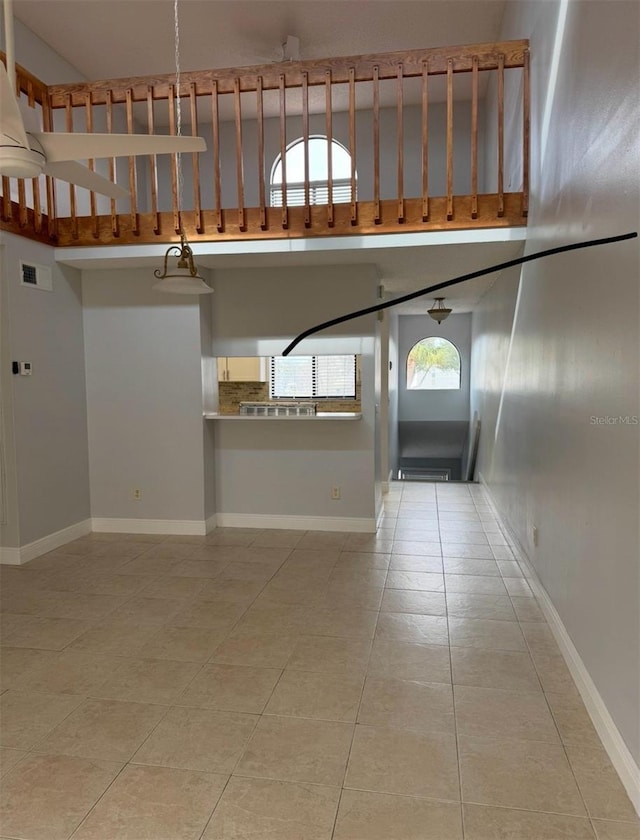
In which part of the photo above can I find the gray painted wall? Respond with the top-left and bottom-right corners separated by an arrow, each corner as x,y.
471,0 -> 640,765
0,232 -> 91,546
82,269 -> 207,523
398,313 -> 471,422
200,290 -> 217,523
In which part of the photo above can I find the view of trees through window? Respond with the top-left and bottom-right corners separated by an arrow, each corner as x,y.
407,337 -> 461,390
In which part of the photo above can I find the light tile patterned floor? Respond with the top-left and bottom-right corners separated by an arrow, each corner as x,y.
0,482 -> 638,839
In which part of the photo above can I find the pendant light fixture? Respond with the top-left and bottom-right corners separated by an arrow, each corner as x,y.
427,297 -> 452,324
153,0 -> 212,295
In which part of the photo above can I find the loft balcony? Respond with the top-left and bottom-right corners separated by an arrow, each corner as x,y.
1,39 -> 529,247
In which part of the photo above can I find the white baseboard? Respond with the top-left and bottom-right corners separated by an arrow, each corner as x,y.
91,518 -> 209,536
0,546 -> 22,565
0,518 -> 92,565
215,513 -> 377,533
479,477 -> 640,816
205,514 -> 217,534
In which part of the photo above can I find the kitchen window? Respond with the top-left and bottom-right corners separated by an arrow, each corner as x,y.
270,355 -> 357,399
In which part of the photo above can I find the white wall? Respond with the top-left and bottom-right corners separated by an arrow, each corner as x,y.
210,264 -> 379,525
398,313 -> 471,422
378,312 -> 390,487
0,232 -> 91,547
472,0 -> 640,769
387,312 -> 400,478
82,269 -> 207,524
469,266 -> 520,475
210,263 -> 378,358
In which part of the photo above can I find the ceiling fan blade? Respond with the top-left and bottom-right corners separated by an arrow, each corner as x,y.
0,62 -> 28,148
43,160 -> 129,199
32,131 -> 206,163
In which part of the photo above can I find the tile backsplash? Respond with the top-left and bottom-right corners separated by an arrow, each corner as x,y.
218,381 -> 361,415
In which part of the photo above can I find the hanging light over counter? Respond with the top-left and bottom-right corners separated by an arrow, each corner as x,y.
153,0 -> 212,295
153,233 -> 213,294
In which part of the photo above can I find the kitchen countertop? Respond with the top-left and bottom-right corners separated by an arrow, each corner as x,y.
203,412 -> 362,421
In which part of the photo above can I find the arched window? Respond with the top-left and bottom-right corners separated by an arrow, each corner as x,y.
270,136 -> 355,206
406,337 -> 461,390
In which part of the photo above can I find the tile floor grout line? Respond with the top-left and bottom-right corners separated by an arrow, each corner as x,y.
62,757 -> 131,840
328,485 -> 400,839
439,485 -> 467,840
329,525 -> 391,839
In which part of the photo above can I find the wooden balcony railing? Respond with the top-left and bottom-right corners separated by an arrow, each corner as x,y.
1,39 -> 529,247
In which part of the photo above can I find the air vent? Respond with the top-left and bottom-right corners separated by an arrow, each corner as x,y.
398,468 -> 451,482
20,260 -> 53,292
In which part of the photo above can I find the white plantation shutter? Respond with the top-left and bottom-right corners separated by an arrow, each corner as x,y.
270,179 -> 353,207
314,356 -> 356,397
270,356 -> 356,399
270,356 -> 314,398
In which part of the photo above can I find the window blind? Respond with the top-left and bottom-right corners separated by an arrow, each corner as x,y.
270,355 -> 356,399
270,179 -> 354,207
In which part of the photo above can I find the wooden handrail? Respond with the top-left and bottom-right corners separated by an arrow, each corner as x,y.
45,41 -> 530,105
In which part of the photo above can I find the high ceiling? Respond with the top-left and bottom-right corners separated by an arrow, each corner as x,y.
11,0 -> 523,314
13,0 -> 507,82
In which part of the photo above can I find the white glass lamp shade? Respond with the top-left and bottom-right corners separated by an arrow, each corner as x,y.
153,268 -> 213,295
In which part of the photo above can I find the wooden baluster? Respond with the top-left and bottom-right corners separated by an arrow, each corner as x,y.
396,63 -> 404,223
421,60 -> 429,221
279,73 -> 288,230
471,56 -> 479,220
32,170 -> 42,233
233,78 -> 245,232
27,83 -> 42,232
1,177 -> 10,222
522,49 -> 530,217
446,58 -> 454,221
302,71 -> 311,228
256,76 -> 266,230
497,53 -> 505,218
373,66 -> 380,223
126,89 -> 139,235
65,93 -> 77,238
190,83 -> 203,234
42,94 -> 57,239
17,173 -> 27,228
147,86 -> 160,234
106,90 -> 119,237
349,67 -> 356,224
325,70 -> 334,227
168,84 -> 180,233
211,80 -> 222,232
85,92 -> 98,237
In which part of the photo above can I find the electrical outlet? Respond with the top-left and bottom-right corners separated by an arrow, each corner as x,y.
532,525 -> 539,547
331,486 -> 341,500
132,488 -> 142,501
